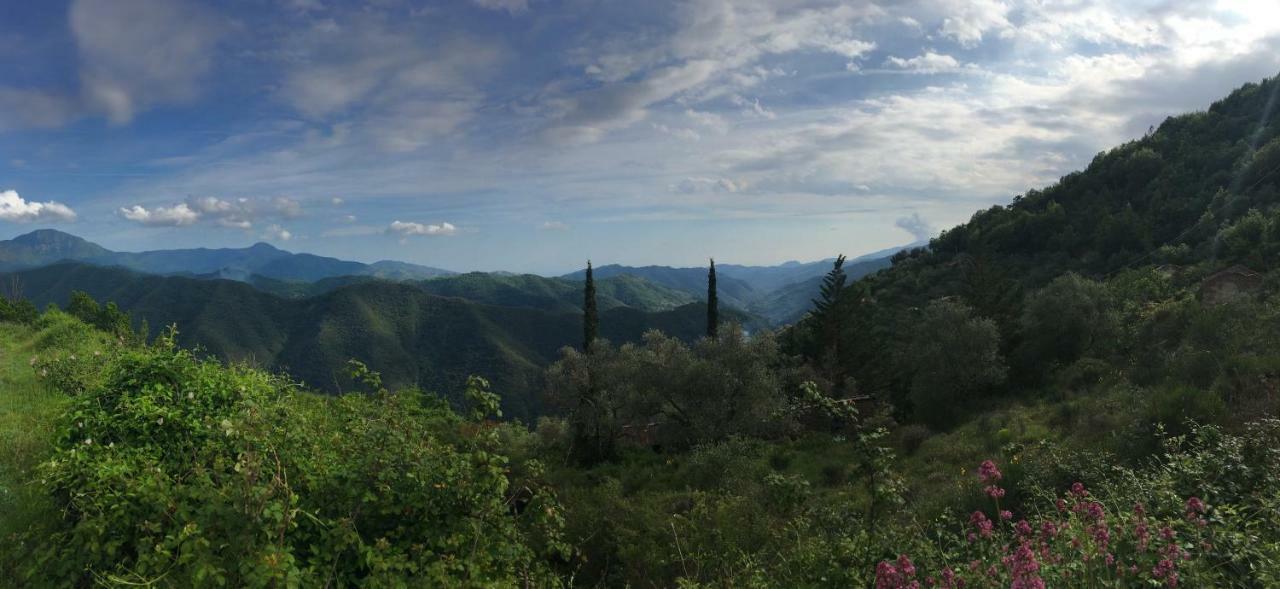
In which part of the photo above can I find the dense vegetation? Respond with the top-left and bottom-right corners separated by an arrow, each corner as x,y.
3,263 -> 737,419
4,75 -> 1280,587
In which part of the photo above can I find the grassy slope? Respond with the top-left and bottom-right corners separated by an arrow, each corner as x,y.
0,322 -> 85,546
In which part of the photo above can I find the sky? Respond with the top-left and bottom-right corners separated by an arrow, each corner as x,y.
2,0 -> 1279,274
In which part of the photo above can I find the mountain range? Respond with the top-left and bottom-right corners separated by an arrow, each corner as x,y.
0,229 -> 455,282
0,228 -> 911,414
0,229 -> 912,325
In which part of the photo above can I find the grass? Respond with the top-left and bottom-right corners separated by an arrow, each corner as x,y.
0,322 -> 67,543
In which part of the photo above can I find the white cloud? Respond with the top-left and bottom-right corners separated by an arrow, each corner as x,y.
937,0 -> 1011,47
0,190 -> 77,223
539,220 -> 569,231
388,220 -> 458,237
261,224 -> 293,241
884,52 -> 964,74
118,196 -> 306,228
118,203 -> 198,226
331,197 -> 344,205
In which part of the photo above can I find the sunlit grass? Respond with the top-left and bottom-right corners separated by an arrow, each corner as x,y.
0,322 -> 67,545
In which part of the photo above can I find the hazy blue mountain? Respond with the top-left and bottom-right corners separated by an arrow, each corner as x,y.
561,264 -> 760,309
717,240 -> 925,293
361,260 -> 456,280
558,245 -> 915,326
0,229 -> 112,270
0,229 -> 455,283
743,255 -> 899,325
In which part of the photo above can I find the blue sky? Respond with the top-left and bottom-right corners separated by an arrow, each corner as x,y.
2,0 -> 1279,274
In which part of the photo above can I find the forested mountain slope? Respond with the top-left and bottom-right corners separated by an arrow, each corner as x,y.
791,73 -> 1280,426
6,263 -> 723,418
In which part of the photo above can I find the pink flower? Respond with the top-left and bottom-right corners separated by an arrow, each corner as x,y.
985,485 -> 1007,499
970,511 -> 994,538
1000,510 -> 1013,520
1070,482 -> 1088,497
897,555 -> 917,578
978,460 -> 1003,484
1185,497 -> 1205,514
876,555 -> 919,589
940,568 -> 957,589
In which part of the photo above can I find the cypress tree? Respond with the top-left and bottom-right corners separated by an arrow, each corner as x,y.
583,261 -> 598,352
707,258 -> 718,339
812,255 -> 847,316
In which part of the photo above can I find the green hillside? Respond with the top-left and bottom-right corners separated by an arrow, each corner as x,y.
6,263 -> 722,418
788,72 -> 1280,425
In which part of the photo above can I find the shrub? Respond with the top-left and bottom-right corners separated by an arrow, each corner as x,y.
19,335 -> 567,587
898,423 -> 932,456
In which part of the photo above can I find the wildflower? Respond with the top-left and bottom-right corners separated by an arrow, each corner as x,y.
978,460 -> 1003,484
1040,521 -> 1058,539
1185,497 -> 1205,514
897,555 -> 916,578
1008,542 -> 1044,589
875,555 -> 919,589
1135,522 -> 1150,551
970,511 -> 994,538
985,485 -> 1007,499
1015,519 -> 1032,537
1070,482 -> 1088,497
1056,498 -> 1067,512
940,567 -> 957,589
1000,510 -> 1013,520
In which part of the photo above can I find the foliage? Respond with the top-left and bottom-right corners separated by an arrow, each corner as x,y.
903,299 -> 1008,428
707,259 -> 718,339
584,261 -> 598,352
12,327 -> 567,587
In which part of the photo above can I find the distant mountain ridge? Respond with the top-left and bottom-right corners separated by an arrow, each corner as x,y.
0,229 -> 455,282
559,243 -> 919,325
0,228 -> 918,326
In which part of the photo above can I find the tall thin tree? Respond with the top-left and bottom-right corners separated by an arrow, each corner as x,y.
583,260 -> 598,352
707,258 -> 719,339
811,255 -> 848,385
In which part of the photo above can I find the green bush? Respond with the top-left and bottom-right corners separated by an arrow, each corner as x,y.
18,333 -> 568,587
